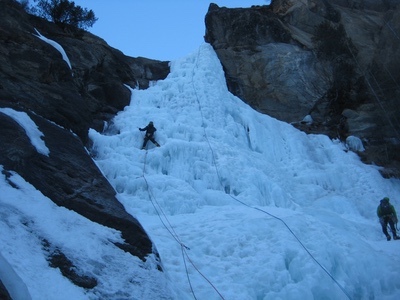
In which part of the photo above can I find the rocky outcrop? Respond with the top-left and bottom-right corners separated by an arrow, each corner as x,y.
205,0 -> 400,177
0,0 -> 170,295
0,281 -> 11,300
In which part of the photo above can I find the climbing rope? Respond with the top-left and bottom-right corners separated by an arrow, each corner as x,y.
345,40 -> 400,141
190,46 -> 352,300
182,246 -> 226,300
181,246 -> 198,300
385,21 -> 400,41
140,150 -> 225,300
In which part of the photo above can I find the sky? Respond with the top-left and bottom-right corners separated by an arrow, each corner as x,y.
1,38 -> 400,299
72,0 -> 271,61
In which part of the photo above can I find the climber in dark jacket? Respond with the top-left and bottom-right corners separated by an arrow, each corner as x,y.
139,121 -> 160,149
377,197 -> 398,241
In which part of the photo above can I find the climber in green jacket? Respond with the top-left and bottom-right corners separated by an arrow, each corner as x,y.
377,197 -> 398,241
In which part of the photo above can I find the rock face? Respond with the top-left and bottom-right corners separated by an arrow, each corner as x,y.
0,0 -> 170,296
205,0 -> 400,177
0,0 -> 169,141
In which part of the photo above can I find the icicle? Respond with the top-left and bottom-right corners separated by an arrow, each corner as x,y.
33,28 -> 72,70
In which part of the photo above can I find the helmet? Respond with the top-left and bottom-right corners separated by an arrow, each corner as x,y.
382,197 -> 390,203
149,121 -> 153,125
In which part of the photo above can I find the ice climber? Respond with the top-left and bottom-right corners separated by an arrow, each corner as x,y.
139,121 -> 160,149
377,197 -> 399,241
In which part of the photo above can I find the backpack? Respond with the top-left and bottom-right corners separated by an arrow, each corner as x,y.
380,201 -> 392,216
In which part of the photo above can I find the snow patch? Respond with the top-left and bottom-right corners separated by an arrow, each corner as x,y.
0,107 -> 49,156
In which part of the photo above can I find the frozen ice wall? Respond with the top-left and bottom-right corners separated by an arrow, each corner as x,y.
90,44 -> 400,300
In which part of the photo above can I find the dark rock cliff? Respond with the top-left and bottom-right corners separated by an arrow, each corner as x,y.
205,0 -> 400,177
0,0 -> 169,295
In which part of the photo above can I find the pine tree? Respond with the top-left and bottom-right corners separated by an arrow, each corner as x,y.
33,0 -> 97,30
